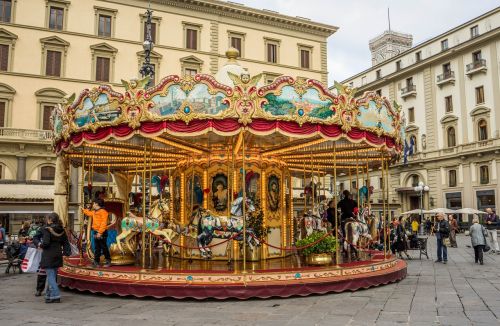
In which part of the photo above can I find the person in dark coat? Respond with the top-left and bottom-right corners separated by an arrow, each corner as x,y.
40,212 -> 67,303
434,213 -> 450,264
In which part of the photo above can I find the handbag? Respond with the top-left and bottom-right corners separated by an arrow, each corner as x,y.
482,226 -> 490,252
21,247 -> 42,273
443,237 -> 451,247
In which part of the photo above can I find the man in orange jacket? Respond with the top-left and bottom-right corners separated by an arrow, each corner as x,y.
82,199 -> 111,267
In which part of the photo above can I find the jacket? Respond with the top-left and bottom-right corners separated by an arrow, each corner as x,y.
40,224 -> 67,269
469,223 -> 488,247
484,213 -> 499,230
434,220 -> 450,239
83,208 -> 109,234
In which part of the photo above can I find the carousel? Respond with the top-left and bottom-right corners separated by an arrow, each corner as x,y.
50,46 -> 407,299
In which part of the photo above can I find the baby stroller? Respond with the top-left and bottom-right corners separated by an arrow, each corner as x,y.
5,242 -> 24,274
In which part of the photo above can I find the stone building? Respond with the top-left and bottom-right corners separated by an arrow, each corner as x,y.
339,7 -> 500,221
0,0 -> 336,233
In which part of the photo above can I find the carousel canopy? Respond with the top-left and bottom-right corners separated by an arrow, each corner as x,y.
50,51 -> 405,175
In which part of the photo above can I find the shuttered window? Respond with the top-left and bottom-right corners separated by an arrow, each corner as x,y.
0,44 -> 8,71
40,166 -> 56,181
95,57 -> 110,82
45,50 -> 62,77
143,22 -> 156,43
0,0 -> 11,23
186,28 -> 198,50
98,15 -> 112,37
42,105 -> 54,130
0,101 -> 5,127
300,49 -> 310,69
49,6 -> 64,30
230,37 -> 242,54
267,43 -> 277,63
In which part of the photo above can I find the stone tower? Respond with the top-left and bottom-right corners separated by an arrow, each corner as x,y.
369,30 -> 413,66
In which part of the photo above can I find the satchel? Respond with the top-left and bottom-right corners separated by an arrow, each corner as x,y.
482,226 -> 491,252
443,237 -> 451,247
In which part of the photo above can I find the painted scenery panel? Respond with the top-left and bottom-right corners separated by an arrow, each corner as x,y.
358,100 -> 395,133
263,86 -> 333,119
151,84 -> 228,116
74,94 -> 121,128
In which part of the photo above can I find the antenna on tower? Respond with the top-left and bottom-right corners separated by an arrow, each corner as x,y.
387,7 -> 391,31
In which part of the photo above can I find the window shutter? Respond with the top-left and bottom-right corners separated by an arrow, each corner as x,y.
0,102 -> 5,127
42,106 -> 54,130
96,57 -> 110,82
301,50 -> 310,69
41,166 -> 56,181
46,50 -> 61,76
151,22 -> 157,43
0,44 -> 8,71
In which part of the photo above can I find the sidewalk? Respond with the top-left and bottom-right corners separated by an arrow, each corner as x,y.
0,234 -> 499,325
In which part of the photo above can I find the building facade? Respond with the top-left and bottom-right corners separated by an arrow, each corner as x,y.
0,0 -> 336,233
339,8 -> 500,221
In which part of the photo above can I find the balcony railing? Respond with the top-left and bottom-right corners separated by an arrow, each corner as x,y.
436,71 -> 455,86
400,85 -> 417,98
466,59 -> 487,77
0,128 -> 52,141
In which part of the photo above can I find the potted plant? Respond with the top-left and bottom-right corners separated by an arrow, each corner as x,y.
296,231 -> 336,265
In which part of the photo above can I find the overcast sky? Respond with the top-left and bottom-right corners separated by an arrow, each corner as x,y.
234,0 -> 499,84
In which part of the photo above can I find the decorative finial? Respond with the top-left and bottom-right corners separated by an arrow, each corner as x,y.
225,47 -> 240,62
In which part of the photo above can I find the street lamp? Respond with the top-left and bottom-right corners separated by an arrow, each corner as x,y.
139,6 -> 155,85
414,181 -> 430,235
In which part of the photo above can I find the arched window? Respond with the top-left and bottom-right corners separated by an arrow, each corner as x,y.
447,127 -> 456,147
480,165 -> 489,184
478,119 -> 487,141
410,135 -> 418,153
411,175 -> 419,187
448,170 -> 457,187
40,166 -> 55,181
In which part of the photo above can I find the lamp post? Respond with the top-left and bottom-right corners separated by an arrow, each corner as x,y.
414,181 -> 430,235
139,6 -> 155,85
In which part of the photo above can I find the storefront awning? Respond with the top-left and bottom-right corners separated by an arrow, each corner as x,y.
0,183 -> 55,201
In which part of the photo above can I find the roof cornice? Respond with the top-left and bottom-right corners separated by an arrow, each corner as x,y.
153,0 -> 338,37
339,26 -> 500,91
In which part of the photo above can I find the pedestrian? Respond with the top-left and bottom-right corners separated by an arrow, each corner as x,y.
18,221 -> 30,238
82,199 -> 111,267
326,200 -> 335,227
434,213 -> 450,264
411,218 -> 419,235
40,212 -> 67,303
449,215 -> 458,248
0,222 -> 6,250
469,216 -> 488,265
337,190 -> 358,233
32,226 -> 46,297
484,208 -> 499,254
425,218 -> 432,235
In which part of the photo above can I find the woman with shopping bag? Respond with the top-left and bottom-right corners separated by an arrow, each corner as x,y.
40,212 -> 68,303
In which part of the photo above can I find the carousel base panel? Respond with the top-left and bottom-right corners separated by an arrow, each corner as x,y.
59,253 -> 407,300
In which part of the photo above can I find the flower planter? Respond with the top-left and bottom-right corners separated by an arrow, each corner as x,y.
305,253 -> 332,265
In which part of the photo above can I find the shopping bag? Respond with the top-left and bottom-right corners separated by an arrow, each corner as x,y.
21,247 -> 42,273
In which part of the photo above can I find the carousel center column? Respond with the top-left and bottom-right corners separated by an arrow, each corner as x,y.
54,155 -> 69,226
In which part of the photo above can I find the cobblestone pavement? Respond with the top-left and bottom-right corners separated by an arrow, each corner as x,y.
1,235 -> 500,326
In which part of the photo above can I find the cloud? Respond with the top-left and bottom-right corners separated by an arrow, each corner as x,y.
234,0 -> 499,84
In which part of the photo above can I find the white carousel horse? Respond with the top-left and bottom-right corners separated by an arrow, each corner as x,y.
344,215 -> 372,261
115,198 -> 179,255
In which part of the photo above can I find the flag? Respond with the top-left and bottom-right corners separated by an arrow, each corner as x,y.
403,139 -> 409,165
409,137 -> 415,156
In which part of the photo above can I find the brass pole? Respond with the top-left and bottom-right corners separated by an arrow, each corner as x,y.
241,131 -> 247,273
333,142 -> 339,265
226,145 -> 231,218
310,152 -> 314,207
148,143 -> 153,267
79,146 -> 86,264
303,164 -> 306,214
366,153 -> 370,210
106,164 -> 110,197
356,151 -> 360,207
381,153 -> 386,260
386,158 -> 391,226
190,157 -> 195,217
141,141 -> 147,269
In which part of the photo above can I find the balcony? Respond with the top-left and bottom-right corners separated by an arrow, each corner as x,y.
436,71 -> 455,87
0,128 -> 52,142
466,59 -> 487,78
400,85 -> 417,99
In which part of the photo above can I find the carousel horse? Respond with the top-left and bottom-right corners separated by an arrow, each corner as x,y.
187,197 -> 259,259
115,198 -> 178,255
344,216 -> 372,261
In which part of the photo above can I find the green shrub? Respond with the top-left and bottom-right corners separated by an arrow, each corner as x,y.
296,231 -> 336,256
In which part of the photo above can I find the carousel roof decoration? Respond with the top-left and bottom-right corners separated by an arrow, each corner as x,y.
51,48 -> 405,173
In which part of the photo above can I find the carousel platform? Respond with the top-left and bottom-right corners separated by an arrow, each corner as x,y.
59,253 -> 407,299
